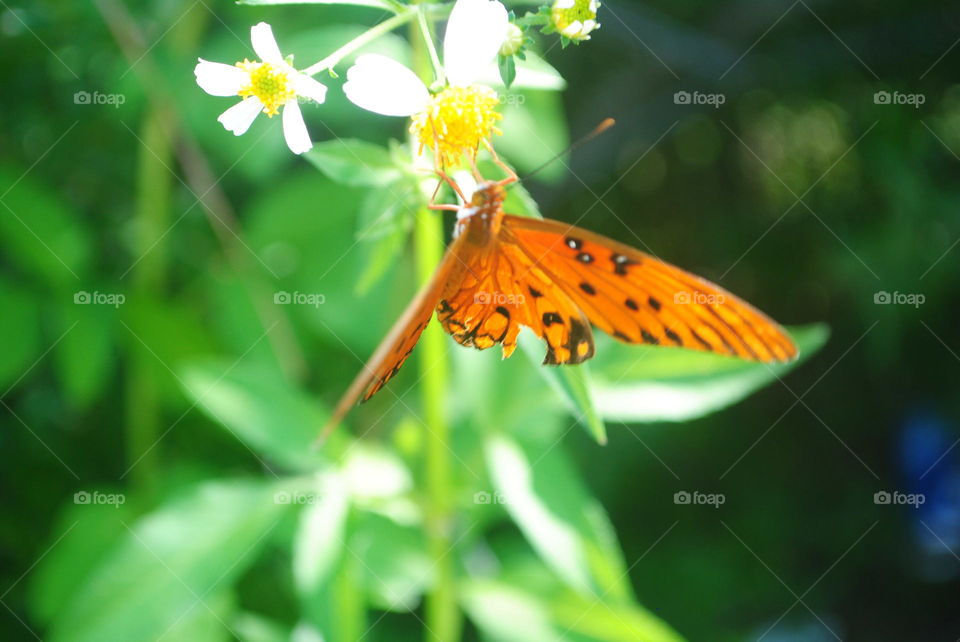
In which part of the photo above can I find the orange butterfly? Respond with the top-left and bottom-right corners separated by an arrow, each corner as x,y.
323,174 -> 797,435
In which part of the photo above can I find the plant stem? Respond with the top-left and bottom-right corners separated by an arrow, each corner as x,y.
411,7 -> 459,642
303,9 -> 417,76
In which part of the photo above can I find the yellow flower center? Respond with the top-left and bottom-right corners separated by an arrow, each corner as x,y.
236,60 -> 296,117
410,85 -> 502,168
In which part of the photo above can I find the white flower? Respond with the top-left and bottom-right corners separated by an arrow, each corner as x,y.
342,0 -> 508,166
194,22 -> 328,155
551,0 -> 600,41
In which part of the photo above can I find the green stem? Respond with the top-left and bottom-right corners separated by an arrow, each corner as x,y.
411,8 -> 459,642
303,9 -> 417,76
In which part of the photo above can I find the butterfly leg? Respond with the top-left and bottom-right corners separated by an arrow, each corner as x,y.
483,139 -> 518,187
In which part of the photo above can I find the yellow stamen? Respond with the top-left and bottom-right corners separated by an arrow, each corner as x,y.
236,60 -> 296,117
410,85 -> 502,168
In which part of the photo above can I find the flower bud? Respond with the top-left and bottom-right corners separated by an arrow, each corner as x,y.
500,23 -> 524,57
551,0 -> 600,41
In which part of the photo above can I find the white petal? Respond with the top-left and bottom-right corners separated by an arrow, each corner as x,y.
343,54 -> 429,117
554,0 -> 575,8
444,0 -> 508,86
217,97 -> 262,136
293,74 -> 328,104
250,22 -> 283,64
195,58 -> 246,96
282,101 -> 312,154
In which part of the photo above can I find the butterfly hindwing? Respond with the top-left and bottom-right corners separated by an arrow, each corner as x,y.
502,215 -> 797,363
435,240 -> 595,365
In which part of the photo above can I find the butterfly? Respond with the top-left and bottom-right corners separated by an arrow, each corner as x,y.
323,177 -> 797,435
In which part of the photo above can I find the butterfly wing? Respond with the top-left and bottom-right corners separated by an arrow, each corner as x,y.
321,234 -> 468,437
434,239 -> 595,365
501,215 -> 798,363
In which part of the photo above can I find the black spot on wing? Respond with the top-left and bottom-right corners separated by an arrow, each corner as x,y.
565,236 -> 583,250
664,328 -> 683,346
576,252 -> 594,264
641,329 -> 659,345
542,311 -> 563,327
625,298 -> 639,311
579,282 -> 596,295
648,296 -> 661,311
528,286 -> 543,298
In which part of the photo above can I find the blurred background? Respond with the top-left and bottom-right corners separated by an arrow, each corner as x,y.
2,0 -> 959,640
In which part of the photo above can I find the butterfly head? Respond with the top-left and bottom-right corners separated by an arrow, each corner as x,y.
455,181 -> 505,243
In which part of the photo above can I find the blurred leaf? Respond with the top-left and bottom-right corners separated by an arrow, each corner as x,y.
351,512 -> 431,612
163,590 -> 234,642
497,90 -> 569,182
239,0 -> 397,8
232,612 -> 290,642
590,324 -> 829,423
29,495 -> 138,626
180,360 -> 333,471
519,331 -> 606,444
47,479 -> 291,642
462,577 -> 685,642
0,278 -> 40,390
53,302 -> 115,408
354,180 -> 416,294
0,165 -> 91,285
485,434 -> 629,598
305,139 -> 403,187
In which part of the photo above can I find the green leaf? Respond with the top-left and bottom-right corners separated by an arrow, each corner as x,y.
462,577 -> 686,642
589,324 -> 829,423
354,180 -> 416,294
53,302 -> 115,408
231,612 -> 291,642
0,279 -> 40,390
305,139 -> 403,187
499,54 -> 517,89
351,512 -> 431,612
482,50 -> 566,91
46,479 -> 291,642
519,331 -> 606,444
485,434 -> 628,598
0,165 -> 91,285
240,0 -> 396,8
179,360 -> 335,471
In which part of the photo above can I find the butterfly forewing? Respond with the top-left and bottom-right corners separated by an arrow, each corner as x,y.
501,215 -> 798,363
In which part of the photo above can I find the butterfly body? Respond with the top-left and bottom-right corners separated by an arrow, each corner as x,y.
323,180 -> 797,434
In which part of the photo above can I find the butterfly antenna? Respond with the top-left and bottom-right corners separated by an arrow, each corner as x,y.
516,117 -> 616,185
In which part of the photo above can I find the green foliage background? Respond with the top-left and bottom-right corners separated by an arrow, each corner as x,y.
1,0 -> 958,640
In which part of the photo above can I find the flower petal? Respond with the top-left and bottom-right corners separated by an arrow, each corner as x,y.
282,100 -> 312,154
217,97 -> 262,136
293,73 -> 328,104
250,22 -> 283,64
444,0 -> 508,86
195,58 -> 247,96
343,54 -> 429,117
